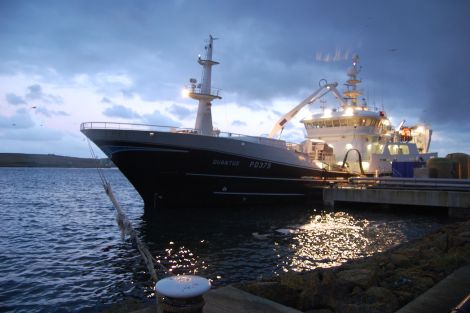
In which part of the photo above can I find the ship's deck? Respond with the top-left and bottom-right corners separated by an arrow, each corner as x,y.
80,122 -> 289,149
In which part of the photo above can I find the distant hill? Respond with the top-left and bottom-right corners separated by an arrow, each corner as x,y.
0,153 -> 114,168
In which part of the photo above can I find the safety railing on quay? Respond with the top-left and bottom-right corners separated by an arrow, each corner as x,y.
347,176 -> 470,191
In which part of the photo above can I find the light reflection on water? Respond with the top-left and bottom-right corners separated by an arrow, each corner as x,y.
273,211 -> 409,273
277,212 -> 372,272
142,207 -> 445,287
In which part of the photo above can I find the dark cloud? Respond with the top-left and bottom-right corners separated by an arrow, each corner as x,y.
26,84 -> 42,100
5,93 -> 27,105
1,0 -> 469,154
101,97 -> 112,103
422,58 -> 470,127
0,108 -> 35,129
3,1 -> 468,109
26,84 -> 63,104
168,104 -> 193,120
103,104 -> 140,119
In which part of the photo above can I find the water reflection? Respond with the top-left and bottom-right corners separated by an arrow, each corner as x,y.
139,206 -> 316,286
274,211 -> 401,273
137,207 -> 444,290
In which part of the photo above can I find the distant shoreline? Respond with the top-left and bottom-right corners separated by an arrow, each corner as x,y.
0,153 -> 114,168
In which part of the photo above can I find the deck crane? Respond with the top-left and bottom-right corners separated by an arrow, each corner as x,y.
269,80 -> 347,138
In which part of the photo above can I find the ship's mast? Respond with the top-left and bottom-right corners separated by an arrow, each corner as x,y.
189,35 -> 221,136
343,54 -> 362,108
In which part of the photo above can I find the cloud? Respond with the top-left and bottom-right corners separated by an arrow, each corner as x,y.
168,104 -> 193,120
25,84 -> 63,104
35,107 -> 69,117
281,127 -> 306,143
0,108 -> 35,129
422,58 -> 470,126
0,0 -> 469,156
271,110 -> 283,117
141,110 -> 181,127
25,84 -> 42,100
231,120 -> 246,126
315,49 -> 351,63
0,127 -> 63,141
103,104 -> 141,119
5,93 -> 27,105
121,89 -> 134,98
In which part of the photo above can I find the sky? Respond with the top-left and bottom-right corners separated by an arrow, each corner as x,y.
1,0 -> 469,158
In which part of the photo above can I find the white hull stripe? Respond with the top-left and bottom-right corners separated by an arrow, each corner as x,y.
103,145 -> 189,154
213,191 -> 305,196
186,172 -> 322,182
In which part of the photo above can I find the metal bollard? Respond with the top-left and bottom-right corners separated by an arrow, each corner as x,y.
155,275 -> 211,313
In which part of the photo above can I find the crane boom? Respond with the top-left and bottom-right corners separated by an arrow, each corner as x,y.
268,82 -> 347,138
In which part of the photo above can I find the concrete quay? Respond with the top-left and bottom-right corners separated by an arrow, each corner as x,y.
120,219 -> 470,313
129,285 -> 302,313
323,177 -> 470,217
395,265 -> 470,313
128,267 -> 470,313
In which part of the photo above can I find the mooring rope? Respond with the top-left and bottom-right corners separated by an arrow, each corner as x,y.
87,139 -> 169,281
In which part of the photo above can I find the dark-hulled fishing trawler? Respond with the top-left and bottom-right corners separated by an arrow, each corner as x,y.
81,36 -> 353,209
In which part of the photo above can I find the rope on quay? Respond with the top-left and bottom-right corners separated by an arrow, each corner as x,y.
87,139 -> 169,282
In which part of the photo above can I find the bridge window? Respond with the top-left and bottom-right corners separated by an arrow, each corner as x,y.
388,144 -> 410,155
371,143 -> 384,154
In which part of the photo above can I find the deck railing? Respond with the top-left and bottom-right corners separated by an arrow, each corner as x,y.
187,86 -> 222,98
80,122 -> 289,148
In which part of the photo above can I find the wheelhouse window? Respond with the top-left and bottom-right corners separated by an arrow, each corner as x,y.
371,143 -> 384,154
388,144 -> 410,155
305,117 -> 380,128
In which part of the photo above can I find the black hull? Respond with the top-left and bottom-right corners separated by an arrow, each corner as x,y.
94,139 -> 347,210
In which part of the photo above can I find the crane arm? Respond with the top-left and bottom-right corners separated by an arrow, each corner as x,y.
269,82 -> 346,138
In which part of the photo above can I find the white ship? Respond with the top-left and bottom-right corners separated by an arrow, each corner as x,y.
269,54 -> 436,176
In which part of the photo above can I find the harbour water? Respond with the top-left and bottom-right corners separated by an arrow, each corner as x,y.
0,168 -> 450,313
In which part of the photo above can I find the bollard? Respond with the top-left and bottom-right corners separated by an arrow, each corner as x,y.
155,275 -> 211,313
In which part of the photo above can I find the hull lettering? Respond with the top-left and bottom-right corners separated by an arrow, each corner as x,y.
249,161 -> 272,169
212,159 -> 240,167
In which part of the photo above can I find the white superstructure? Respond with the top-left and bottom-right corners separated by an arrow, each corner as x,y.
271,54 -> 436,175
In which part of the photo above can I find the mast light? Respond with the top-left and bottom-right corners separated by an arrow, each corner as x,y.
181,88 -> 190,98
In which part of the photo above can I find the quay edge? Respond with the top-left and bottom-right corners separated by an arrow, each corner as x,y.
323,178 -> 470,218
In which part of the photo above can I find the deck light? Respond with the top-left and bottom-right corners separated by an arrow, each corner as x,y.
343,107 -> 354,116
322,108 -> 332,118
